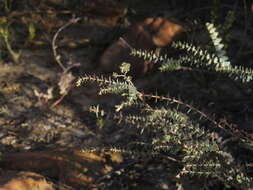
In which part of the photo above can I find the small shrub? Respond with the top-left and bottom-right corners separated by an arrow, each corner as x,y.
77,22 -> 253,189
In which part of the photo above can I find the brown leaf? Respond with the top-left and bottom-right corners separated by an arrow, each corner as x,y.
0,149 -> 123,188
0,171 -> 54,190
100,17 -> 185,75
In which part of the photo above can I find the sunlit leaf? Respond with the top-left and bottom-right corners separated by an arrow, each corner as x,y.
28,22 -> 36,41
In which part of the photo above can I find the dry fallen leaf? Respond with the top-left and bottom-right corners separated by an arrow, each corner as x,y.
0,149 -> 124,188
100,17 -> 185,75
0,171 -> 54,190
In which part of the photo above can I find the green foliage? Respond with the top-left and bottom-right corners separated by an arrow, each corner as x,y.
131,22 -> 253,84
77,59 -> 253,188
76,5 -> 253,185
0,8 -> 37,64
1,0 -> 13,13
28,22 -> 36,41
210,0 -> 236,47
77,63 -> 139,112
210,0 -> 221,25
206,22 -> 230,67
0,21 -> 22,63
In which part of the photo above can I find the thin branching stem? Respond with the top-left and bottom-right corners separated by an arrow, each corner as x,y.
52,17 -> 81,72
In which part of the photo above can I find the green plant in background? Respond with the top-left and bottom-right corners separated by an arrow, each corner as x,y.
27,22 -> 36,42
1,0 -> 13,13
221,11 -> 235,47
0,17 -> 37,64
210,0 -> 222,26
210,0 -> 236,49
0,19 -> 22,64
0,0 -> 37,64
